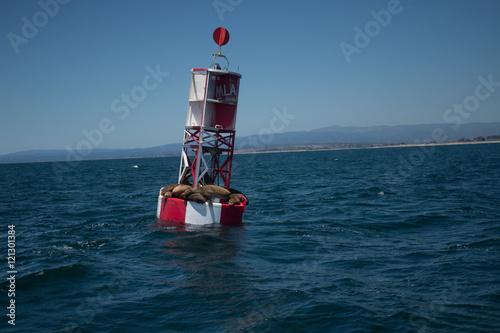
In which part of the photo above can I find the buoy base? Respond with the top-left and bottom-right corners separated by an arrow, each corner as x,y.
156,195 -> 245,225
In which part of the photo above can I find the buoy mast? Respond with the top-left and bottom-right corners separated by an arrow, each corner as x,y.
156,27 -> 246,225
178,27 -> 242,189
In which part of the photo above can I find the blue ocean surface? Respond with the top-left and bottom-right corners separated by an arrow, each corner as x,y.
1,143 -> 500,332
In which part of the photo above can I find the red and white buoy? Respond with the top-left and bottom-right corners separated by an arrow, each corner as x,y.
156,27 -> 246,225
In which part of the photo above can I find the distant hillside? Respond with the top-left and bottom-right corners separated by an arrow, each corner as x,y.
1,122 -> 499,164
235,122 -> 500,149
0,143 -> 181,164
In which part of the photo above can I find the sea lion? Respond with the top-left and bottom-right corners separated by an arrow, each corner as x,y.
228,193 -> 241,205
228,188 -> 249,205
178,188 -> 192,200
228,193 -> 249,205
160,187 -> 167,196
161,184 -> 179,197
172,184 -> 192,198
187,193 -> 207,204
198,185 -> 230,199
180,185 -> 230,200
181,173 -> 193,185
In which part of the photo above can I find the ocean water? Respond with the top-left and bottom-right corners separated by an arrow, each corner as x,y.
1,143 -> 500,333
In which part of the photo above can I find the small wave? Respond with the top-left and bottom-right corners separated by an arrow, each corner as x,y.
69,240 -> 108,250
356,219 -> 428,232
52,245 -> 75,251
469,237 -> 500,249
447,237 -> 499,251
16,263 -> 91,286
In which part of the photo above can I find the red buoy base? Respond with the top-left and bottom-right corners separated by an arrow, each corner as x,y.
156,196 -> 245,226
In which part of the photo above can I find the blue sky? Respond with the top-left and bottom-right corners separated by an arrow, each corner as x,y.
1,0 -> 500,155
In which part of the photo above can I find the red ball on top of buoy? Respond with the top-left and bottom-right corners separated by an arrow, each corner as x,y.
213,27 -> 230,46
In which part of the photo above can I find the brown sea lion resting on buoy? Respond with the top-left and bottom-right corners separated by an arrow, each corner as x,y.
164,183 -> 247,205
228,193 -> 242,205
161,184 -> 179,197
228,188 -> 249,206
187,192 -> 207,204
199,185 -> 231,198
161,184 -> 208,203
179,185 -> 230,201
172,184 -> 192,198
180,173 -> 193,186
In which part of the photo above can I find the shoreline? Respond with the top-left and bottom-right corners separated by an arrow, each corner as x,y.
1,140 -> 499,165
233,140 -> 500,155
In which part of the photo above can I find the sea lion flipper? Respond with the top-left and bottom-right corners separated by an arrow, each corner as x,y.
228,193 -> 241,206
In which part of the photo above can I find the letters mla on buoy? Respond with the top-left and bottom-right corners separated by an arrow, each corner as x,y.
156,27 -> 247,225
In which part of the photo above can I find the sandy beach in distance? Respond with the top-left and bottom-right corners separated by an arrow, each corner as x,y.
234,140 -> 500,155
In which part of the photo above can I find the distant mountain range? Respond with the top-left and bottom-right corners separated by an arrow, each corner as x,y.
1,122 -> 499,164
238,122 -> 500,147
0,143 -> 182,164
